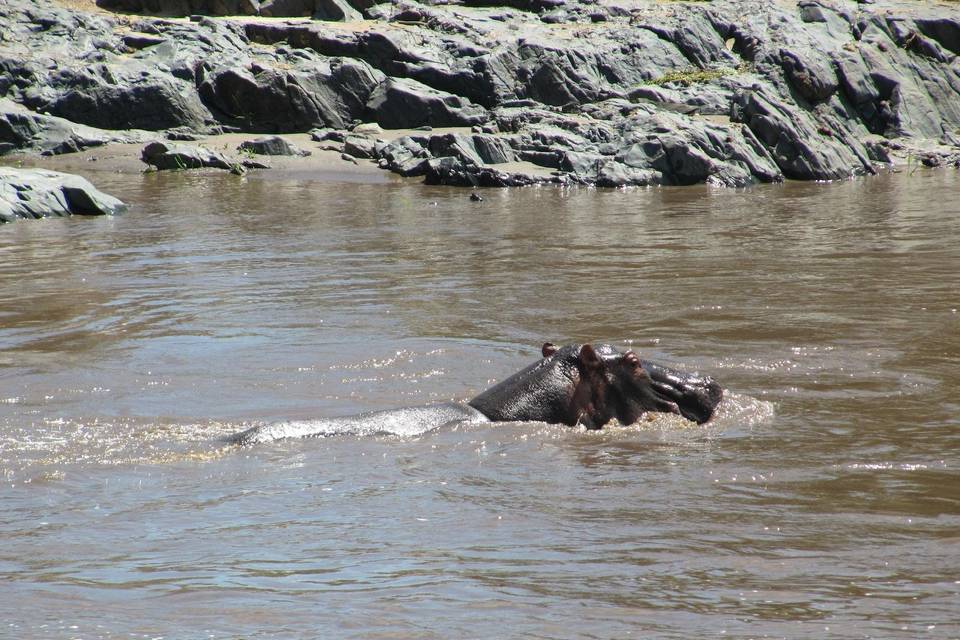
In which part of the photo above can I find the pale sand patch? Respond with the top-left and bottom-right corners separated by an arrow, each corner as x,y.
51,0 -> 105,13
5,133 -> 387,183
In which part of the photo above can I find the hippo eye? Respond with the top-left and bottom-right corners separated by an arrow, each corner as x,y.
623,351 -> 641,369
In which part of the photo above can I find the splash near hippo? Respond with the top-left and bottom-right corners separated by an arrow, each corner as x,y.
231,343 -> 722,445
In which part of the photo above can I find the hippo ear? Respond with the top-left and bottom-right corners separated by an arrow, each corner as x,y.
623,350 -> 641,369
542,342 -> 558,357
579,344 -> 603,371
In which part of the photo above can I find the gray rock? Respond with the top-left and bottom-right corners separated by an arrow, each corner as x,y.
427,133 -> 486,166
374,136 -> 431,175
559,150 -> 605,177
365,77 -> 488,129
518,149 -> 560,168
310,128 -> 346,143
595,161 -> 662,188
260,0 -> 362,21
238,135 -> 311,156
198,57 -> 383,132
915,15 -> 960,56
0,166 -> 126,222
373,130 -> 518,177
241,158 -> 271,169
540,10 -> 567,24
472,134 -> 515,164
342,134 -> 377,159
779,48 -> 839,103
122,33 -> 168,50
165,127 -> 207,141
732,86 -> 870,180
423,157 -> 548,188
140,140 -> 234,170
45,64 -> 214,132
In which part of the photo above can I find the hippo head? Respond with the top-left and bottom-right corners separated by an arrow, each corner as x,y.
592,344 -> 723,425
467,343 -> 723,428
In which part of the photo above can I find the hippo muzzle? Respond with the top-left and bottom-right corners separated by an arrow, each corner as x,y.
639,358 -> 724,424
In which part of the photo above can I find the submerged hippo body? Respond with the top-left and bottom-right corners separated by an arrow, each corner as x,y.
231,343 -> 722,445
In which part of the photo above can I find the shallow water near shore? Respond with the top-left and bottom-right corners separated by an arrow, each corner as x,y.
1,166 -> 958,638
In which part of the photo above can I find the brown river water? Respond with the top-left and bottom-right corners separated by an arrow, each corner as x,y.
1,165 -> 958,638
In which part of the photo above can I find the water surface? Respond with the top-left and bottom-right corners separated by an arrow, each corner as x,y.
1,166 -> 958,638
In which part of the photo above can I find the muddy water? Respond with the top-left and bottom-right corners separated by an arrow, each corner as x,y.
1,166 -> 958,638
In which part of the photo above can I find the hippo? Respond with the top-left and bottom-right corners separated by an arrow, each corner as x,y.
230,343 -> 722,445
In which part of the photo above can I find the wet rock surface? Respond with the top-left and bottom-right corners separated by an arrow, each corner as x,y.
2,0 -> 959,186
140,140 -> 235,170
0,166 -> 127,222
238,135 -> 311,156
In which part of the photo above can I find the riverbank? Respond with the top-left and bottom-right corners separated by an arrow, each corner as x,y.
2,0 -> 959,188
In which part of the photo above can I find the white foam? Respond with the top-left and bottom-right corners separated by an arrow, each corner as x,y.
711,392 -> 777,428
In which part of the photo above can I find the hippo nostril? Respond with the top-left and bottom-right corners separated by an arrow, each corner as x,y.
652,380 -> 684,401
665,401 -> 681,415
576,411 -> 603,430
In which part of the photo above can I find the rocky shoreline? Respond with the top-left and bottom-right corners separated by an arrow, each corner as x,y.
2,0 -> 960,192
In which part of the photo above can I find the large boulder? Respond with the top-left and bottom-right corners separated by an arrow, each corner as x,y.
365,77 -> 488,129
0,167 -> 127,222
44,64 -> 214,132
198,57 -> 383,132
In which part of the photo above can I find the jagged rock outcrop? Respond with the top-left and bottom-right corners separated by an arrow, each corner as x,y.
2,0 -> 959,187
0,166 -> 127,222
